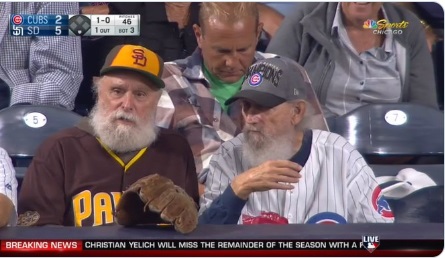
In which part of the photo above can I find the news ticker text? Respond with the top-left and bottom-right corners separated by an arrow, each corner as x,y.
1,239 -> 442,251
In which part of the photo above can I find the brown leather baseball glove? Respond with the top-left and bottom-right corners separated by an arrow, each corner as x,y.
115,174 -> 198,234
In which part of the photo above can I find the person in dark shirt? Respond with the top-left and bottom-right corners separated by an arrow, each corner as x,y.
18,45 -> 199,227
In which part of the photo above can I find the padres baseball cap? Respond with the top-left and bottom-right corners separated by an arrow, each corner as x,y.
100,44 -> 165,88
225,56 -> 311,108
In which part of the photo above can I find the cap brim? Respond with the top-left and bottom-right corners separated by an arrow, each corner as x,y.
100,66 -> 165,88
225,90 -> 286,108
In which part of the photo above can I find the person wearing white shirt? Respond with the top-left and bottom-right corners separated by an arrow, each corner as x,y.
0,147 -> 18,227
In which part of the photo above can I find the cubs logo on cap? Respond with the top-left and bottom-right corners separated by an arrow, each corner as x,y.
372,187 -> 394,218
225,56 -> 310,109
100,44 -> 165,88
306,212 -> 347,224
249,72 -> 263,87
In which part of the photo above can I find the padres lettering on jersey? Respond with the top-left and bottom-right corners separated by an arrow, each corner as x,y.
72,191 -> 122,226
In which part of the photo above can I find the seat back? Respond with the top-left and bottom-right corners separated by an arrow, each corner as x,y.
388,186 -> 444,223
0,105 -> 83,165
432,40 -> 444,110
332,103 -> 444,159
371,164 -> 444,185
370,164 -> 444,223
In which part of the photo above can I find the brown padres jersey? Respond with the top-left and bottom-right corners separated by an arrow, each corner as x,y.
18,121 -> 199,226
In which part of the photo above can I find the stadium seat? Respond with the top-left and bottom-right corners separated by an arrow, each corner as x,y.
0,105 -> 82,188
388,185 -> 443,223
371,164 -> 444,185
331,103 -> 444,163
432,40 -> 444,110
370,164 -> 444,223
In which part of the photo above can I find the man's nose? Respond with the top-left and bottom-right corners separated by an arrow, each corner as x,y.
224,53 -> 238,67
121,93 -> 135,111
244,111 -> 261,124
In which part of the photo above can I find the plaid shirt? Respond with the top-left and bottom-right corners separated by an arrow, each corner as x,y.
0,3 -> 83,110
156,49 -> 276,183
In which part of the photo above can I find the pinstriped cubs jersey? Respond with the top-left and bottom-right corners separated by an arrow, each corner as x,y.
200,129 -> 394,224
0,147 -> 18,226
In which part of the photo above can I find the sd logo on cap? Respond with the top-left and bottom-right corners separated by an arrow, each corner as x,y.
100,45 -> 165,89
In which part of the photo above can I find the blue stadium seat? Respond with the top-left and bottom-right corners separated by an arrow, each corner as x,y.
331,103 -> 444,163
0,105 -> 82,188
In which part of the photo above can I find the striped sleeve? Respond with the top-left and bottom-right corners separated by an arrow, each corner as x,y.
199,136 -> 245,222
0,148 -> 18,226
345,146 -> 394,223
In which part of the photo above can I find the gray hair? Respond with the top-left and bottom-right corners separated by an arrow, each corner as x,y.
287,99 -> 317,131
91,76 -> 104,98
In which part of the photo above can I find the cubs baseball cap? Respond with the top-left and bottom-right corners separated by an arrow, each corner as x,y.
100,44 -> 165,88
225,56 -> 312,108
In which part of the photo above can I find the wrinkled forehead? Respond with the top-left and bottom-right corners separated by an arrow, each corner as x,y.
99,73 -> 160,92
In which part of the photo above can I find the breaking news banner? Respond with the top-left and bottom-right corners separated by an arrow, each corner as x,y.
0,239 -> 442,256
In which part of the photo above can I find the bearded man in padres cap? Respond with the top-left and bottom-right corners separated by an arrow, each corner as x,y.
199,56 -> 394,225
18,45 -> 199,227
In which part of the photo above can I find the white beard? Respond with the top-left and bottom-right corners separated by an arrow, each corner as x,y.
243,128 -> 296,167
89,104 -> 159,153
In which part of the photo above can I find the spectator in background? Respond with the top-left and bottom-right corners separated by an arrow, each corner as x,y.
79,2 -> 109,15
80,2 -> 284,61
395,2 -> 441,53
0,3 -> 83,110
0,147 -> 18,227
263,2 -> 298,17
199,57 -> 394,224
18,45 -> 198,226
156,2 -> 277,196
76,2 -> 284,114
257,3 -> 284,41
267,2 -> 438,120
104,2 -> 202,62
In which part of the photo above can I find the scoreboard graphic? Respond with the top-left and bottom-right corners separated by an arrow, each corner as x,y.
9,14 -> 140,36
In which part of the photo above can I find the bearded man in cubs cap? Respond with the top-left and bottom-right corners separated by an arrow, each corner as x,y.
199,56 -> 394,224
18,45 -> 199,228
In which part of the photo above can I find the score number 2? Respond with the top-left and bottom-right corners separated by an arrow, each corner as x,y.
55,14 -> 62,35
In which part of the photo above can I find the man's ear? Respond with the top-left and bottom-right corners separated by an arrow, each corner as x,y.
291,101 -> 306,126
257,22 -> 264,41
193,24 -> 203,48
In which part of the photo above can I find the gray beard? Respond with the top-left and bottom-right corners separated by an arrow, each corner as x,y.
243,130 -> 297,167
89,104 -> 159,153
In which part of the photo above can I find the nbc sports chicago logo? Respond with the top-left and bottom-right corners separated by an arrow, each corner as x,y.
363,19 -> 409,35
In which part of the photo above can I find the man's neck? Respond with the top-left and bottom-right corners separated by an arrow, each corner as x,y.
288,129 -> 312,167
292,130 -> 305,154
342,10 -> 383,31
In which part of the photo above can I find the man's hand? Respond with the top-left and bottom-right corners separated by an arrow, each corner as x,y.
0,193 -> 14,228
198,183 -> 205,196
231,160 -> 302,200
